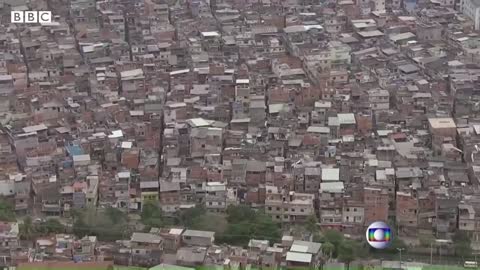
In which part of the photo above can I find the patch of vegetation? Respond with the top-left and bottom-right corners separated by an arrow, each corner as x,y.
216,205 -> 281,247
72,207 -> 129,241
140,202 -> 165,229
0,199 -> 15,222
19,217 -> 66,240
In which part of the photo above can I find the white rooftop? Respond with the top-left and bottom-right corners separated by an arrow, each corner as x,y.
201,31 -> 220,37
290,244 -> 309,253
120,69 -> 143,78
170,69 -> 190,76
307,126 -> 330,134
121,141 -> 133,149
118,171 -> 131,178
169,228 -> 184,235
187,118 -> 211,127
286,252 -> 312,263
23,124 -> 47,133
389,32 -> 415,42
358,30 -> 384,38
320,181 -> 345,193
236,79 -> 250,84
338,113 -> 356,125
428,118 -> 456,129
73,154 -> 91,163
322,168 -> 340,181
0,75 -> 13,81
108,130 -> 124,138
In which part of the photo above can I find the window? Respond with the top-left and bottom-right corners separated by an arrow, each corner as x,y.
268,207 -> 272,210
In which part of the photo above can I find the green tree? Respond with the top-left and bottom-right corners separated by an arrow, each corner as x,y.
455,242 -> 472,259
141,202 -> 164,228
323,229 -> 344,246
36,219 -> 65,234
219,206 -> 281,246
106,207 -> 126,224
305,214 -> 318,235
312,233 -> 323,243
322,229 -> 344,256
453,230 -> 470,242
72,207 -> 128,241
220,222 -> 251,246
322,241 -> 335,260
453,231 -> 472,259
225,205 -> 255,223
72,211 -> 90,237
386,238 -> 407,254
19,217 -> 35,241
352,240 -> 369,258
178,206 -> 206,227
176,205 -> 227,236
0,200 -> 15,222
251,212 -> 281,242
338,240 -> 356,270
419,234 -> 435,247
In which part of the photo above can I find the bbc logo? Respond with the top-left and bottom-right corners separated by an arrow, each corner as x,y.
11,11 -> 52,24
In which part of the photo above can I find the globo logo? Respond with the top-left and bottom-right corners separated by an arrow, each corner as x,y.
366,221 -> 392,249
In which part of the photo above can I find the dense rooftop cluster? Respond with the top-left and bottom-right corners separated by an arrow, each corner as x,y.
2,0 -> 480,268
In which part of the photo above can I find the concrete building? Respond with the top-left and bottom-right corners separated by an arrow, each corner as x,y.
182,230 -> 215,247
363,187 -> 389,226
460,0 -> 480,30
396,191 -> 418,234
204,182 -> 227,212
367,89 -> 390,111
318,182 -> 344,228
265,186 -> 315,223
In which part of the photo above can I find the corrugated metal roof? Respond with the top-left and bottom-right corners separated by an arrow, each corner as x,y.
286,252 -> 312,263
187,118 -> 210,127
23,124 -> 47,133
320,182 -> 344,193
307,126 -> 330,134
322,168 -> 340,181
337,113 -> 356,125
291,240 -> 322,254
183,230 -> 215,238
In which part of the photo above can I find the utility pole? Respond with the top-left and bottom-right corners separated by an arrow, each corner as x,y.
439,242 -> 442,265
430,242 -> 433,265
397,248 -> 405,269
